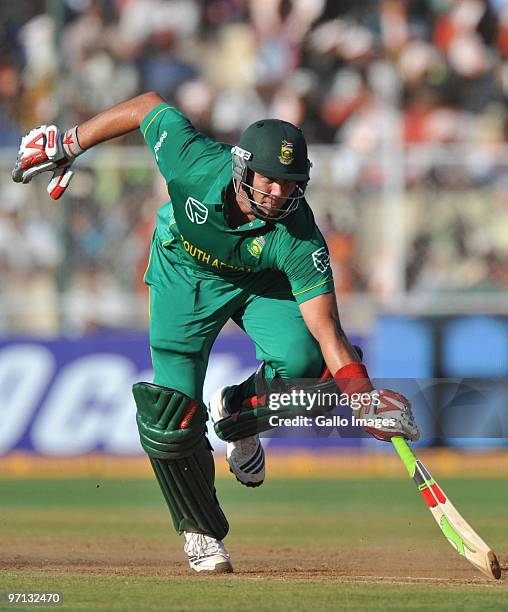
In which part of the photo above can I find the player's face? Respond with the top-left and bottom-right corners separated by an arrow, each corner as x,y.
250,173 -> 297,217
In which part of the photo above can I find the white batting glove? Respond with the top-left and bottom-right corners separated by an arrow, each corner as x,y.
354,389 -> 420,442
12,125 -> 84,199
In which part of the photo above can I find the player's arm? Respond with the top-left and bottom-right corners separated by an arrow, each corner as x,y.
299,292 -> 420,442
299,291 -> 361,373
74,92 -> 165,149
12,92 -> 165,199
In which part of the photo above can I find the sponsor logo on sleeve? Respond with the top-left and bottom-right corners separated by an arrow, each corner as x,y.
311,247 -> 330,273
185,197 -> 208,224
153,130 -> 168,160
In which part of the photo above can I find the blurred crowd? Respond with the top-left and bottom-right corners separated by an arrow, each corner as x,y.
3,0 -> 508,144
0,0 -> 507,333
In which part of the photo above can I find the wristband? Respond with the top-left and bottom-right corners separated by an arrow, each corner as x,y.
62,126 -> 84,158
333,362 -> 373,395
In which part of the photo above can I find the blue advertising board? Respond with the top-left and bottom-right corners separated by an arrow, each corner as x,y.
3,315 -> 505,456
0,332 -> 365,456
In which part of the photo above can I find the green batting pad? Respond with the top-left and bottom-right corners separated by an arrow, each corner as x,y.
215,377 -> 338,442
133,382 -> 228,539
133,382 -> 206,459
150,437 -> 229,540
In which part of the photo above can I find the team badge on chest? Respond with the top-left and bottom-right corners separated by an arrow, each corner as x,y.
246,236 -> 266,258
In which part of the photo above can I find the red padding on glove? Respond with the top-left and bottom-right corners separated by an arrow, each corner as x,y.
333,362 -> 373,394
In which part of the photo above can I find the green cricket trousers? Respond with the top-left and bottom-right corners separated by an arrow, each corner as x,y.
145,235 -> 323,406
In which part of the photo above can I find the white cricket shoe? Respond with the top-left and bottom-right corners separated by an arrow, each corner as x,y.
209,386 -> 265,488
183,532 -> 233,573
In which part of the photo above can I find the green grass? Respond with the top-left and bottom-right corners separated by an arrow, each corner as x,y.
0,478 -> 506,611
0,575 -> 506,611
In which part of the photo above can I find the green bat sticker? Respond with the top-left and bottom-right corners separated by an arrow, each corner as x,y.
440,515 -> 476,556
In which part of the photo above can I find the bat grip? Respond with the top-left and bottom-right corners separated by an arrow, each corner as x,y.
391,436 -> 417,477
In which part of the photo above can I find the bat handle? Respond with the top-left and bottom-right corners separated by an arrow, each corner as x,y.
391,436 -> 417,477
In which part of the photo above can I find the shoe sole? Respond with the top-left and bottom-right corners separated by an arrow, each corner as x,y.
213,561 -> 233,573
191,561 -> 233,573
229,466 -> 264,488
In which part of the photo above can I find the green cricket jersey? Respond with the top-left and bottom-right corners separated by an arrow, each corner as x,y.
140,103 -> 334,304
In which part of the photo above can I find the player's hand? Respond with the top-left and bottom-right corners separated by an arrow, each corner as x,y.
355,389 -> 420,442
12,125 -> 84,199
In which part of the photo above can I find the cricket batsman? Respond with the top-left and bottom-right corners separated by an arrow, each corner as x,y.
12,93 -> 419,573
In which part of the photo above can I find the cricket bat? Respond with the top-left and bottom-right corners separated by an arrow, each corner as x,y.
392,436 -> 502,580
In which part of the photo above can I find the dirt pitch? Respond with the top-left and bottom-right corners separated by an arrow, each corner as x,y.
1,538 -> 507,585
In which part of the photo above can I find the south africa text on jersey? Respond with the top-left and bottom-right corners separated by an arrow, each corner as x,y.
180,235 -> 252,273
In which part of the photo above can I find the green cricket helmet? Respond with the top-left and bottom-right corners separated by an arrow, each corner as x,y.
232,119 -> 311,220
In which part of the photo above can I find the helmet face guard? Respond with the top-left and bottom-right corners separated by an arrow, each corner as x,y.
231,119 -> 311,222
232,146 -> 306,220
